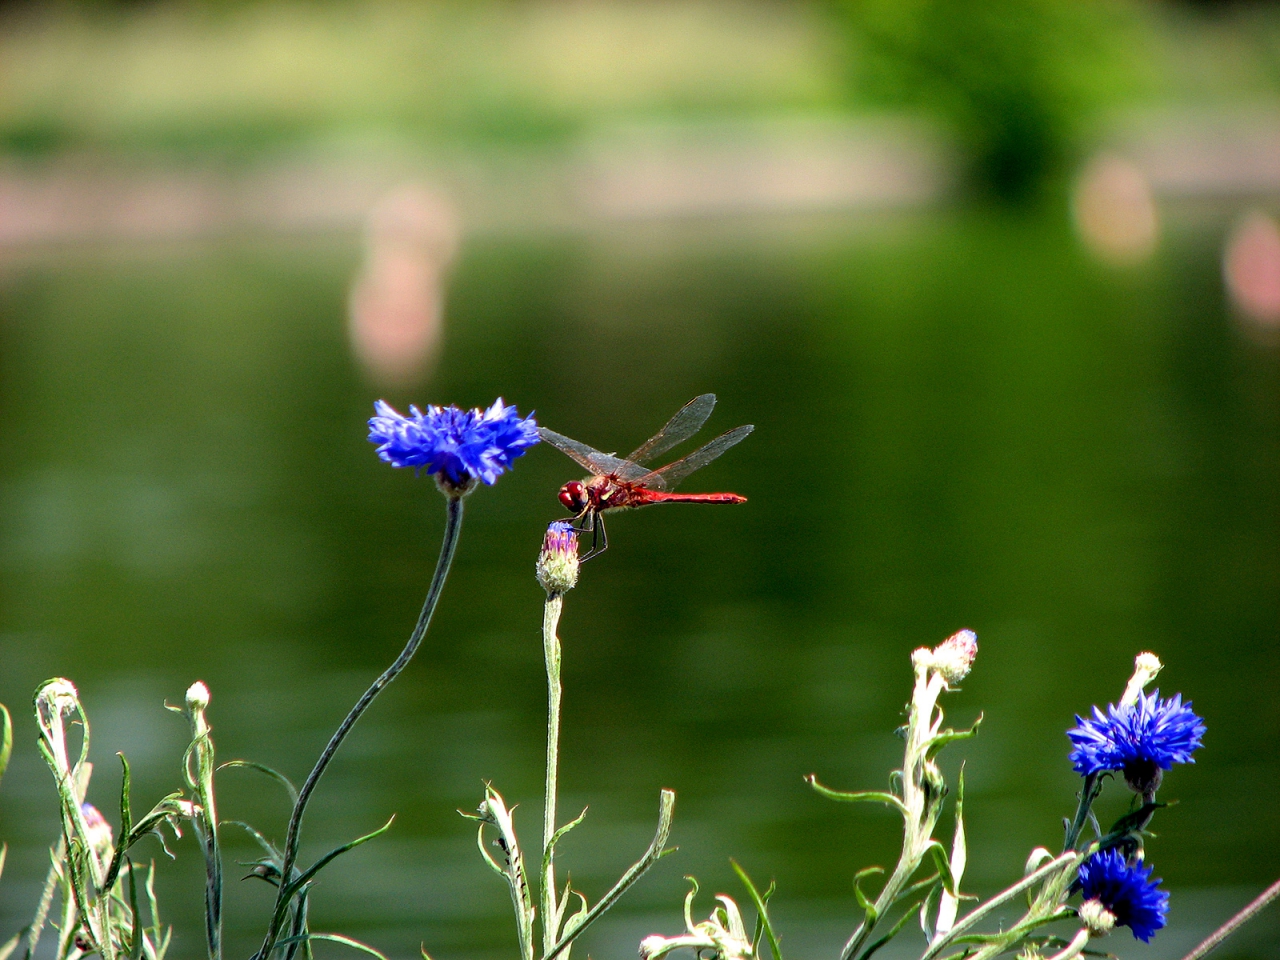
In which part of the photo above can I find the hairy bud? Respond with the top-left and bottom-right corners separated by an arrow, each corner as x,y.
536,522 -> 580,595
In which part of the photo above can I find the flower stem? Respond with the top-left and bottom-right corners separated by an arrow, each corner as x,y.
918,852 -> 1083,960
1178,878 -> 1280,960
541,592 -> 565,958
1062,773 -> 1102,852
1044,928 -> 1090,960
257,494 -> 465,960
840,669 -> 944,960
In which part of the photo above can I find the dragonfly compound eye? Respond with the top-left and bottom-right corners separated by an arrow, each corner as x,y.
559,482 -> 586,512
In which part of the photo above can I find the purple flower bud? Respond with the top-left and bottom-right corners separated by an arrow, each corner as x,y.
536,521 -> 579,594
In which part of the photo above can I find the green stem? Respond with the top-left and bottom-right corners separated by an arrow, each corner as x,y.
257,494 -> 465,960
841,670 -> 943,960
1062,774 -> 1102,852
1178,878 -> 1280,960
541,592 -> 565,959
919,852 -> 1083,960
189,704 -> 222,960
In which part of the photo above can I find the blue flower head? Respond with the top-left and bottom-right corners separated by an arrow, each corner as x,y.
1068,690 -> 1205,784
1078,849 -> 1169,942
368,398 -> 539,490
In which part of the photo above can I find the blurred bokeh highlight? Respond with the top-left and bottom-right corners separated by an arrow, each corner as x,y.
0,1 -> 1277,959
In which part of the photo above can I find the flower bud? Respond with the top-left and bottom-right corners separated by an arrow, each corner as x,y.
920,629 -> 978,685
1079,898 -> 1117,936
1120,652 -> 1163,707
36,678 -> 80,716
536,522 -> 579,595
81,802 -> 114,860
186,681 -> 210,712
921,759 -> 948,805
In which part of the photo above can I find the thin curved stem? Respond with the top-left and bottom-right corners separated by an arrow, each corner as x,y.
257,494 -> 466,960
1179,878 -> 1280,960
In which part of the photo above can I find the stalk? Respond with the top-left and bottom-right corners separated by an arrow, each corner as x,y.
1062,773 -> 1101,852
1179,878 -> 1280,960
541,592 -> 565,958
257,495 -> 465,960
841,670 -> 945,960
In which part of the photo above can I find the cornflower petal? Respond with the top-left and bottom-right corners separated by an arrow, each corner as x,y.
1067,689 -> 1205,777
368,398 -> 539,487
1078,849 -> 1169,942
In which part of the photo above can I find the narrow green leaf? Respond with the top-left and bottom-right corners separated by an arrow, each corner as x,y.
275,934 -> 390,960
118,754 -> 134,851
858,899 -> 927,960
1106,802 -> 1164,838
749,877 -> 777,951
918,884 -> 939,942
730,860 -> 783,960
282,817 -> 395,903
805,776 -> 908,816
126,860 -> 144,960
217,761 -> 299,807
927,842 -> 959,897
547,808 -> 588,852
926,715 -> 983,759
106,794 -> 187,885
545,788 -> 675,960
0,930 -> 19,960
285,886 -> 309,960
225,821 -> 282,863
0,703 -> 12,787
854,866 -> 885,915
899,874 -> 941,902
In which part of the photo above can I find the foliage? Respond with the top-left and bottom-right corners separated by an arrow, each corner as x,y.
0,396 -> 1269,960
826,0 -> 1151,199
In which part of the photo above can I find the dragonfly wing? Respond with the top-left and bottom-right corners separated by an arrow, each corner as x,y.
641,424 -> 754,490
538,427 -> 645,478
625,394 -> 717,465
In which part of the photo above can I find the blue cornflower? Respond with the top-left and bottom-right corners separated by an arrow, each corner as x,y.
1077,849 -> 1169,942
368,398 -> 539,489
1068,690 -> 1205,783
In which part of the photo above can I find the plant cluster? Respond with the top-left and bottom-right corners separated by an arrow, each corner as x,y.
0,396 -> 1268,960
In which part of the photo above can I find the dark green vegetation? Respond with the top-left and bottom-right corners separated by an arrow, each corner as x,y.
0,211 -> 1276,959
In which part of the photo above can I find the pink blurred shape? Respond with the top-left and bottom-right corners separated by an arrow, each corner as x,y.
348,185 -> 459,386
1223,211 -> 1280,332
1072,154 -> 1159,266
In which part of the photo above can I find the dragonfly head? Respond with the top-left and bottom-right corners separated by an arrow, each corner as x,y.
559,480 -> 588,514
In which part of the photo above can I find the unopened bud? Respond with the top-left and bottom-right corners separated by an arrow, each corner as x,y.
639,935 -> 668,960
81,803 -> 114,858
1079,898 -> 1117,936
186,681 -> 210,712
1120,652 -> 1163,707
36,678 -> 79,715
928,630 -> 978,685
536,522 -> 579,595
921,759 -> 948,805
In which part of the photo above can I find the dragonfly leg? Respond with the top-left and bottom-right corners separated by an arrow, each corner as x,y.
580,513 -> 608,562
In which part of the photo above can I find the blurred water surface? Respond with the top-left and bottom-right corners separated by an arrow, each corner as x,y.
0,210 -> 1277,959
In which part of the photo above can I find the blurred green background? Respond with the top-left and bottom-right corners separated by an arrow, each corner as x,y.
0,1 -> 1278,959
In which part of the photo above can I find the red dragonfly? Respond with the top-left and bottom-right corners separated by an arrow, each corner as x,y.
539,394 -> 753,559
